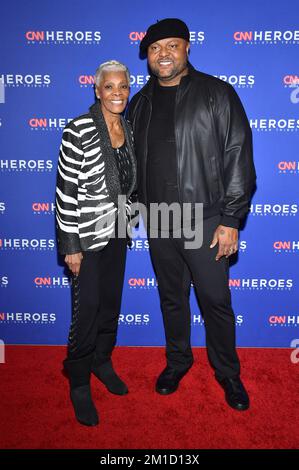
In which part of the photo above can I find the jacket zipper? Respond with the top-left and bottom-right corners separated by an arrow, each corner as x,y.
174,85 -> 182,205
143,96 -> 152,208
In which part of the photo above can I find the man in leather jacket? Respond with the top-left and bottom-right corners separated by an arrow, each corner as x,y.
128,18 -> 256,411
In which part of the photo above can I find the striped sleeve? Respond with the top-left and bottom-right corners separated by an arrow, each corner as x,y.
55,122 -> 83,255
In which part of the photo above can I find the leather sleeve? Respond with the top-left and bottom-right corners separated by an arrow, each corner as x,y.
215,83 -> 256,228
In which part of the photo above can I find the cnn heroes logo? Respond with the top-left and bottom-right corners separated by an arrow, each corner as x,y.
0,159 -> 53,172
234,30 -> 299,45
29,117 -> 72,131
32,202 -> 55,215
25,30 -> 101,44
0,311 -> 56,324
118,313 -> 150,326
34,276 -> 70,288
278,161 -> 299,174
129,31 -> 205,45
0,74 -> 51,87
229,278 -> 293,291
283,75 -> 299,87
0,239 -> 55,250
192,313 -> 244,327
214,74 -> 255,88
250,118 -> 299,131
128,277 -> 158,289
273,241 -> 299,253
78,74 -> 150,89
269,315 -> 299,327
250,204 -> 298,217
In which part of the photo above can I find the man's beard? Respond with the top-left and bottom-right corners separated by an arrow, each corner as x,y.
150,60 -> 188,82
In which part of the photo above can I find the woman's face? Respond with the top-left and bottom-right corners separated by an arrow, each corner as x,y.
96,71 -> 130,115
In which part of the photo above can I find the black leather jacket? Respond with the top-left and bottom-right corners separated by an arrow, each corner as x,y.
127,63 -> 256,228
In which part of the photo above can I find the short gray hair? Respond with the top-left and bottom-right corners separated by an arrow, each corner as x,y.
94,60 -> 130,87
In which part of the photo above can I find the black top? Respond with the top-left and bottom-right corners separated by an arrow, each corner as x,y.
113,142 -> 133,196
147,82 -> 179,206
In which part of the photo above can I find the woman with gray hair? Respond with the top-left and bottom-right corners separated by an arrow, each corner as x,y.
56,60 -> 137,426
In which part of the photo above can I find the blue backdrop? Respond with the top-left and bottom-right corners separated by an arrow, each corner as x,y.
1,0 -> 298,347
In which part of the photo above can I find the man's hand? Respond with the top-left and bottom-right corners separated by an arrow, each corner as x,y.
65,252 -> 83,276
210,225 -> 238,261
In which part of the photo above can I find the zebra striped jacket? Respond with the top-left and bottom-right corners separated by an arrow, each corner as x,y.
55,101 -> 137,255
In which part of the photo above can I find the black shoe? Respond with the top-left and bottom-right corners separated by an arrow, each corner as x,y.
217,376 -> 250,411
92,360 -> 128,396
70,384 -> 99,426
156,366 -> 191,395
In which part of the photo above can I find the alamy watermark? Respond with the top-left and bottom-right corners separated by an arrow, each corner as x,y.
290,86 -> 299,104
95,197 -> 204,249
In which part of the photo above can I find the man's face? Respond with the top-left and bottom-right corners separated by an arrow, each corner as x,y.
147,37 -> 190,84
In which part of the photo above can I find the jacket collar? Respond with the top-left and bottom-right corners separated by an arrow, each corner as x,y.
140,62 -> 196,99
89,101 -> 137,204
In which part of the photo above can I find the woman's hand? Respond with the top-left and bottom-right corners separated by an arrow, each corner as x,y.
65,252 -> 83,276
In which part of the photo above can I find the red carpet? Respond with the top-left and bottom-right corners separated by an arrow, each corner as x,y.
0,346 -> 298,449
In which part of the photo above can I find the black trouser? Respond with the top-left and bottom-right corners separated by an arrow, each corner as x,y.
148,215 -> 240,381
66,232 -> 127,364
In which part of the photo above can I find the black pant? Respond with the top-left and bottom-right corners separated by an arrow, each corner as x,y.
67,232 -> 127,363
148,215 -> 240,381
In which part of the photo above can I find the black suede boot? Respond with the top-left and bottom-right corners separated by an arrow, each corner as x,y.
92,359 -> 128,396
63,354 -> 99,426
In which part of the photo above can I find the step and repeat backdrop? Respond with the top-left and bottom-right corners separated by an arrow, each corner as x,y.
1,0 -> 298,347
